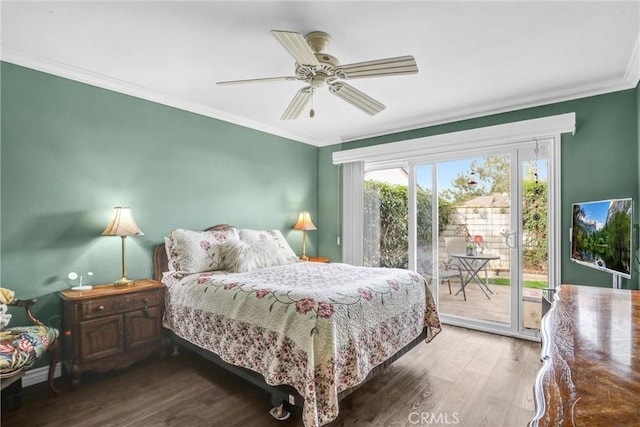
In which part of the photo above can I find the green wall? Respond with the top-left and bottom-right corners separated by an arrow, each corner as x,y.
319,88 -> 639,290
1,62 -> 318,325
2,60 -> 639,336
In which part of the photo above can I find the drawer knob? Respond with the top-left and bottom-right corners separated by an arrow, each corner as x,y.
143,297 -> 150,317
97,305 -> 105,311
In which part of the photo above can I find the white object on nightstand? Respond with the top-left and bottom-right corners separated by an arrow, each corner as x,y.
69,271 -> 94,291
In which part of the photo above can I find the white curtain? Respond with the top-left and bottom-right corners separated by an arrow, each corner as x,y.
341,161 -> 364,265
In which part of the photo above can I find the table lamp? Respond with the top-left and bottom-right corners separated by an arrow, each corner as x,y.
293,211 -> 316,261
102,207 -> 144,286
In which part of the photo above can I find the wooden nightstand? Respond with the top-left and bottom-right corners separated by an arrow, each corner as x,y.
59,279 -> 165,390
308,256 -> 330,263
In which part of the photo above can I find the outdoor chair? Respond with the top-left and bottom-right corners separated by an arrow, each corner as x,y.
416,247 -> 465,298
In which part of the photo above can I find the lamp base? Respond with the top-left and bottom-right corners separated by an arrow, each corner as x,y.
114,277 -> 135,287
300,254 -> 309,261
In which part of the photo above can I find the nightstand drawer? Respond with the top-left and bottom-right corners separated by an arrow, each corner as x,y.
81,291 -> 161,320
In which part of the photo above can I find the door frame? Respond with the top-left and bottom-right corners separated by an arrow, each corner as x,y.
335,113 -> 573,340
408,140 -> 556,340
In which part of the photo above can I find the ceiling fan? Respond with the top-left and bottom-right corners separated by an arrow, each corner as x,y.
216,30 -> 419,120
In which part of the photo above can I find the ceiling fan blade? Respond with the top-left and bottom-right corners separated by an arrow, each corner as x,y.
328,82 -> 385,115
217,76 -> 298,86
281,86 -> 313,120
336,55 -> 418,79
271,30 -> 320,67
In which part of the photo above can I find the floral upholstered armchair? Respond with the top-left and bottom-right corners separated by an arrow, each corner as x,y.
0,288 -> 59,408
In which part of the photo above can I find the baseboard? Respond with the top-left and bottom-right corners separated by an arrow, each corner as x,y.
23,363 -> 62,388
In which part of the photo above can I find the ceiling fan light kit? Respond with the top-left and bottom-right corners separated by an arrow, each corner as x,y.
217,30 -> 418,120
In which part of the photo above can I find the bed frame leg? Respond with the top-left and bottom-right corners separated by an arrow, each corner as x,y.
269,402 -> 290,421
171,344 -> 180,356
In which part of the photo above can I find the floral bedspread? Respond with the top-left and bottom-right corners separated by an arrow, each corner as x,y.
162,261 -> 441,427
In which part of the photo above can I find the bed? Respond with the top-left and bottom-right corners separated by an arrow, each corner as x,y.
155,225 -> 441,427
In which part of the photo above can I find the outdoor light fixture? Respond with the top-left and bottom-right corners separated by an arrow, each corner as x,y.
468,171 -> 478,186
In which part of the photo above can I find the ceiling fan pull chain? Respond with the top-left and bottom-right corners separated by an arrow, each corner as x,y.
310,87 -> 315,118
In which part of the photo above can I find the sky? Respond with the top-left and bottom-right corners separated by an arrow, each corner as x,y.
416,158 -> 477,192
578,200 -> 610,230
416,157 -> 547,193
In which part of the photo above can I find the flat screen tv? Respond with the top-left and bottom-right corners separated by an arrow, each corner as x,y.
571,198 -> 633,279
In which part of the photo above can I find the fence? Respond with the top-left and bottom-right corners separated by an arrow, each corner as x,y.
437,205 -> 511,272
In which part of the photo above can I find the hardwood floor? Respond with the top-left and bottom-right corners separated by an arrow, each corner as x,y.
1,326 -> 541,427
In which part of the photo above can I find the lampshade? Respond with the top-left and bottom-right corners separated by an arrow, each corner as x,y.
293,211 -> 317,231
102,207 -> 143,287
102,207 -> 144,236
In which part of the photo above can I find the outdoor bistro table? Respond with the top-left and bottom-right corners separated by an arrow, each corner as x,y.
450,253 -> 500,300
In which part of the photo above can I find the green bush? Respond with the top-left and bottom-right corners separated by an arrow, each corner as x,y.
522,179 -> 548,272
364,181 -> 452,268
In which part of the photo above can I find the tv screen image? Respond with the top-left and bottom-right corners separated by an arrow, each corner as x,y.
571,198 -> 633,279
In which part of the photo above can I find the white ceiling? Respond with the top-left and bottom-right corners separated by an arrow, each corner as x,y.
2,1 -> 639,147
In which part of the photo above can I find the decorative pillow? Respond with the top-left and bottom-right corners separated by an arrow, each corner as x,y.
164,237 -> 179,272
207,224 -> 240,236
239,229 -> 298,261
221,239 -> 289,273
169,228 -> 240,274
0,288 -> 14,305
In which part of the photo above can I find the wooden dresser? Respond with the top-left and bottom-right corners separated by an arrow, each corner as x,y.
60,279 -> 165,389
529,285 -> 640,426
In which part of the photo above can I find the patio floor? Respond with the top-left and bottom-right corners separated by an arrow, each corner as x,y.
434,276 -> 543,329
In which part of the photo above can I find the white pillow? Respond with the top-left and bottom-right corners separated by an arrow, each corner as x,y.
164,237 -> 179,272
239,229 -> 298,261
222,239 -> 289,273
169,228 -> 240,274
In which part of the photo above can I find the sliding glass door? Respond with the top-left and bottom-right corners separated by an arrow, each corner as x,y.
363,167 -> 409,269
430,154 -> 514,328
362,141 -> 552,338
517,143 -> 549,334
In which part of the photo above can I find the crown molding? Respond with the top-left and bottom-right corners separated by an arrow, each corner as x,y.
0,47 -> 323,147
339,73 -> 638,144
338,34 -> 640,145
2,45 -> 637,150
623,34 -> 640,86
